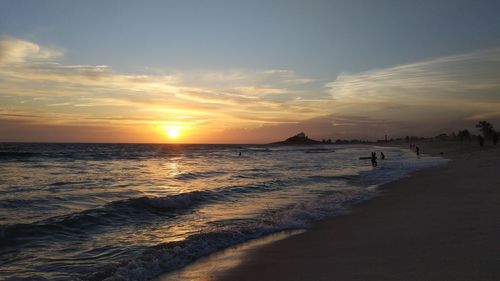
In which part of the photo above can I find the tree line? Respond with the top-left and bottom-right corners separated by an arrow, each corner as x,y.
438,121 -> 498,146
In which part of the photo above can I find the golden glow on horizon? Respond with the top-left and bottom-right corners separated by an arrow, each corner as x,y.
2,37 -> 500,143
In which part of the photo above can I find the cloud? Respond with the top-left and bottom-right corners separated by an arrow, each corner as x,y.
465,111 -> 500,121
206,49 -> 500,143
0,37 -> 327,142
0,37 -> 62,64
2,36 -> 500,143
326,48 -> 500,124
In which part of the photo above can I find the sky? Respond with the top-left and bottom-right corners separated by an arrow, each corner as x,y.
1,0 -> 500,143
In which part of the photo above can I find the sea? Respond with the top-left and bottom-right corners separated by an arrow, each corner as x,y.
0,143 -> 448,281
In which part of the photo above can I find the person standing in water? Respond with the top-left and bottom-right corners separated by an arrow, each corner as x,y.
371,152 -> 377,167
380,152 -> 385,160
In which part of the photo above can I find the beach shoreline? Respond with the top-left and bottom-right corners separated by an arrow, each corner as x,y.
163,141 -> 500,281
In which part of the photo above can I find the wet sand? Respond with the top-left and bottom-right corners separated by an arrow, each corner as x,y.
215,142 -> 500,281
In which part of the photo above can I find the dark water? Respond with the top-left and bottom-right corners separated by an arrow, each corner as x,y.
0,143 -> 447,280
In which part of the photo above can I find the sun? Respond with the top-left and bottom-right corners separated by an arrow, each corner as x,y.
165,126 -> 181,139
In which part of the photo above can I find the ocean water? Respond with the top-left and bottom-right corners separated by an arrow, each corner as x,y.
0,143 -> 448,281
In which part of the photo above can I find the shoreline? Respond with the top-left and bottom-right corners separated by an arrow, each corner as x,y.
156,141 -> 500,281
212,142 -> 500,281
154,142 -> 491,281
153,230 -> 306,281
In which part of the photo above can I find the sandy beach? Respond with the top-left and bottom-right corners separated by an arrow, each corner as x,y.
213,142 -> 500,281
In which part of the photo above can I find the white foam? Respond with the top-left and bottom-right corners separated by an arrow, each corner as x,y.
99,189 -> 374,281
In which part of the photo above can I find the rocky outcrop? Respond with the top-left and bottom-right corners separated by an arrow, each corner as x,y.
270,132 -> 323,145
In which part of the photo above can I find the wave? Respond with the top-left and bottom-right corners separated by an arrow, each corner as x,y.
0,154 -> 448,250
0,144 -> 337,162
86,155 -> 450,281
244,147 -> 272,152
0,176 -> 311,247
0,143 -> 223,162
303,148 -> 336,153
353,156 -> 450,188
88,188 -> 373,281
0,151 -> 42,159
244,146 -> 336,154
0,192 -> 208,247
174,171 -> 225,180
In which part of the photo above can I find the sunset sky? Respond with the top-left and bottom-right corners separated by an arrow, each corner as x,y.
1,0 -> 500,143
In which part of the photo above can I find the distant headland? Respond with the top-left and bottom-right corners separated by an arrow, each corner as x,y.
269,132 -> 331,145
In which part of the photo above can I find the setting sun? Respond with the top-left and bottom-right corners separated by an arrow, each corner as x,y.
165,126 -> 181,139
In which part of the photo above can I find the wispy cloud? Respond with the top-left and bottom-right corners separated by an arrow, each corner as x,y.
1,36 -> 500,142
214,48 -> 500,142
0,36 -> 63,64
327,49 -> 500,123
0,37 -> 325,141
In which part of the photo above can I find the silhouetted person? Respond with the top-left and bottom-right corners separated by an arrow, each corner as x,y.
380,152 -> 385,160
478,136 -> 484,147
239,151 -> 242,156
371,152 -> 377,167
416,146 -> 420,158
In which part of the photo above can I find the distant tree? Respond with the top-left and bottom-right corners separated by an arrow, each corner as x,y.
405,136 -> 410,142
476,121 -> 495,139
457,129 -> 471,142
